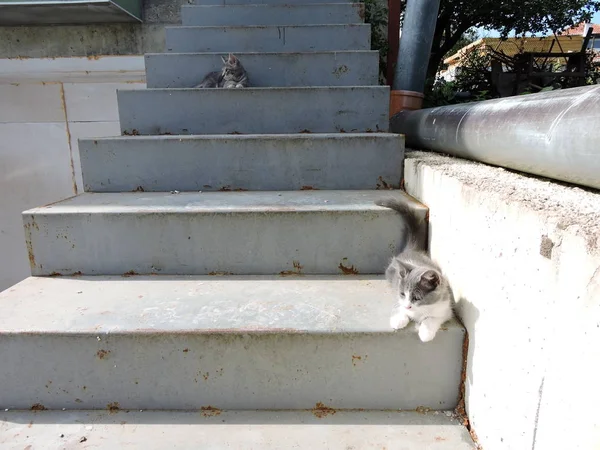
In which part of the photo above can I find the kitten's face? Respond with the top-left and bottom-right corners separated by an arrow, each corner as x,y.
386,260 -> 444,310
221,54 -> 244,81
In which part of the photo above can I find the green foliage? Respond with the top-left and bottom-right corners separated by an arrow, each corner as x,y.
428,0 -> 600,78
422,78 -> 456,108
585,51 -> 600,85
453,47 -> 494,98
425,45 -> 495,107
442,29 -> 480,64
365,0 -> 600,89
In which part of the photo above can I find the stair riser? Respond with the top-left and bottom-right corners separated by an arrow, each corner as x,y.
24,208 -> 421,275
80,135 -> 404,192
196,0 -> 361,5
117,87 -> 390,135
181,4 -> 364,26
0,331 -> 464,410
165,25 -> 370,53
145,52 -> 379,88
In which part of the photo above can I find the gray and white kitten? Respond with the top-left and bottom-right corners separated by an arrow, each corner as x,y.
375,198 -> 454,342
195,53 -> 249,89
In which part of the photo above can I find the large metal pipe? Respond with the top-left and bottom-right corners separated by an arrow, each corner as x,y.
392,0 -> 441,92
391,85 -> 600,190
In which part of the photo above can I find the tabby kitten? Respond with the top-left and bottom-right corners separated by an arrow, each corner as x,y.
195,53 -> 249,88
375,198 -> 455,343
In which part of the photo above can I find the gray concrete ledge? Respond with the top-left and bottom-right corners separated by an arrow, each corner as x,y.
403,150 -> 600,450
0,0 -> 189,58
0,410 -> 475,449
0,24 -> 165,59
0,276 -> 464,410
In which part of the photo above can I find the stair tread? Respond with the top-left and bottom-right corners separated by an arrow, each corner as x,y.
166,23 -> 370,29
82,132 -> 399,141
0,275 -> 463,335
0,410 -> 476,449
146,50 -> 377,55
25,190 -> 423,215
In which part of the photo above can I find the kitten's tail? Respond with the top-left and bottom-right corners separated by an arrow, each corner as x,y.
375,198 -> 423,253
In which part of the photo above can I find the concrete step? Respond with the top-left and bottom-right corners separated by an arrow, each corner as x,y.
0,276 -> 465,410
0,410 -> 476,449
23,190 -> 425,276
197,0 -> 361,4
117,87 -> 389,135
144,51 -> 379,88
181,4 -> 364,26
165,25 -> 370,53
79,134 -> 404,193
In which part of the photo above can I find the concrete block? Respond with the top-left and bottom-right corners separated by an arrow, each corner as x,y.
144,51 -> 379,88
0,122 -> 75,292
23,190 -> 425,275
403,151 -> 600,450
165,25 -> 370,53
195,0 -> 361,4
69,121 -> 121,192
181,4 -> 364,26
0,83 -> 64,123
0,276 -> 465,410
62,82 -> 146,122
0,410 -> 475,449
0,55 -> 145,84
117,87 -> 389,135
79,134 -> 404,192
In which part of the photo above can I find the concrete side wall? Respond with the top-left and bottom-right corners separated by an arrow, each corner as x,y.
0,56 -> 145,292
0,0 -> 187,58
404,151 -> 600,450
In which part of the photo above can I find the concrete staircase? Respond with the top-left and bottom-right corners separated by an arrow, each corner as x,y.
0,0 -> 473,448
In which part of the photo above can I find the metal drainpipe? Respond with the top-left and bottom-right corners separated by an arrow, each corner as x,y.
389,0 -> 441,115
390,84 -> 600,191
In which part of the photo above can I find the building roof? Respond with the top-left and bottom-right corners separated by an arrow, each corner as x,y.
444,35 -> 585,66
563,22 -> 600,36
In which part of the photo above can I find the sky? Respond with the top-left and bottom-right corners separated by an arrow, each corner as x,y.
477,10 -> 600,38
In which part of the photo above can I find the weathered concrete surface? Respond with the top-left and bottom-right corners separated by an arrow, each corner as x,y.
80,134 -> 404,192
117,87 -> 390,135
23,190 -> 427,276
404,151 -> 600,450
0,55 -> 145,84
165,24 -> 371,53
0,276 -> 464,410
195,0 -> 361,4
0,0 -> 188,58
0,410 -> 476,449
0,3 -> 142,26
144,51 -> 379,88
181,4 -> 364,26
0,24 -> 165,59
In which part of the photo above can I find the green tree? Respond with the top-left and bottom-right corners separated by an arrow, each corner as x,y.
424,0 -> 600,79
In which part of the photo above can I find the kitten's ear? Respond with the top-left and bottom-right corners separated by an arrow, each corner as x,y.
228,53 -> 238,64
418,270 -> 441,291
385,258 -> 410,284
221,55 -> 228,64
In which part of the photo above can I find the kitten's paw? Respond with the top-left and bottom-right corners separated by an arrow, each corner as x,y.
390,313 -> 410,330
418,324 -> 438,343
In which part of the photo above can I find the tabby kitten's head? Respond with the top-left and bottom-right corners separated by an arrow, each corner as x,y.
221,53 -> 246,83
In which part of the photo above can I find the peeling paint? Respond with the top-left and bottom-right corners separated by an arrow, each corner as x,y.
107,402 -> 120,413
311,402 -> 336,418
338,259 -> 359,275
96,349 -> 110,359
200,406 -> 221,417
